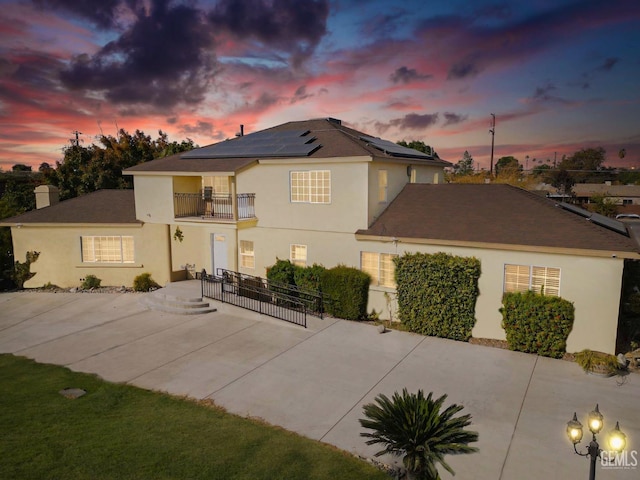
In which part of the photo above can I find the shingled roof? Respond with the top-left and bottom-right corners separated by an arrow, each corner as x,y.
125,118 -> 451,174
0,190 -> 139,225
356,184 -> 640,256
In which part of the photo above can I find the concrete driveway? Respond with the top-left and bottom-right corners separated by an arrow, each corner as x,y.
1,282 -> 639,479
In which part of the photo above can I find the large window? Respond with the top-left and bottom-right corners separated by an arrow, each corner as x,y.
504,264 -> 560,296
81,236 -> 134,264
239,240 -> 255,269
290,170 -> 331,204
290,244 -> 307,267
202,176 -> 230,194
378,170 -> 388,202
361,252 -> 398,288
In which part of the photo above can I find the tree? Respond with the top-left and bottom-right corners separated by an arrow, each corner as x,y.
360,389 -> 479,480
532,163 -> 551,177
550,168 -> 575,198
495,156 -> 522,177
454,151 -> 474,176
12,164 -> 32,172
397,140 -> 439,158
591,194 -> 618,217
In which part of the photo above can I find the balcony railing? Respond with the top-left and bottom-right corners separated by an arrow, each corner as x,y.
174,193 -> 256,220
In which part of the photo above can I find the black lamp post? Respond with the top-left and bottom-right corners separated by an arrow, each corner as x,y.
566,404 -> 627,480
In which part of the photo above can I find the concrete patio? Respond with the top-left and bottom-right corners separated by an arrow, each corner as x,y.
0,281 -> 638,479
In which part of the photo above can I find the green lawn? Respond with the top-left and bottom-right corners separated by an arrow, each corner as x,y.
0,354 -> 387,480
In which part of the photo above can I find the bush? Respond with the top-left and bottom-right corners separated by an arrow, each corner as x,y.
81,274 -> 102,289
395,252 -> 481,341
133,273 -> 160,292
320,265 -> 370,320
500,291 -> 574,359
266,259 -> 297,286
11,251 -> 40,289
294,264 -> 326,311
574,349 -> 619,374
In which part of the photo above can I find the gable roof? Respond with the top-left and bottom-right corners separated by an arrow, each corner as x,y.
356,184 -> 639,256
0,190 -> 139,225
125,118 -> 451,174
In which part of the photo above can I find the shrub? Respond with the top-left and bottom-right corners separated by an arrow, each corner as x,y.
395,252 -> 481,341
574,349 -> 619,375
11,251 -> 40,289
294,264 -> 326,311
266,259 -> 297,286
133,273 -> 160,292
500,291 -> 574,359
320,265 -> 370,320
81,274 -> 101,290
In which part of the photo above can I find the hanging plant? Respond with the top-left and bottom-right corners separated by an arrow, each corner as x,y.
173,226 -> 184,242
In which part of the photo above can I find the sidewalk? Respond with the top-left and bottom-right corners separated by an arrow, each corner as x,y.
0,284 -> 638,479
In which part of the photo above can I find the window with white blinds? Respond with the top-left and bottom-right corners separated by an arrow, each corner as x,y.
290,244 -> 307,267
361,252 -> 398,288
81,236 -> 134,264
239,240 -> 255,269
290,170 -> 330,203
504,264 -> 560,296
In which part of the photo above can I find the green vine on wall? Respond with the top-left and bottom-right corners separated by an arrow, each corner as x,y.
173,226 -> 184,242
394,252 -> 481,341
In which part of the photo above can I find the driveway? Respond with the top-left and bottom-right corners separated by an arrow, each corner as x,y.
1,283 -> 638,479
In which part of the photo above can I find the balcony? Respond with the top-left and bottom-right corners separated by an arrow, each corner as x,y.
174,192 -> 256,221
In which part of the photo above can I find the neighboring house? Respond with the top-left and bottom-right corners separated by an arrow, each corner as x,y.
539,182 -> 640,206
356,184 -> 640,355
3,118 -> 638,354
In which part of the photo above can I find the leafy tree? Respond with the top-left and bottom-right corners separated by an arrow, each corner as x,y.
397,140 -> 440,158
360,389 -> 479,480
550,168 -> 575,198
532,163 -> 551,177
12,164 -> 32,172
590,194 -> 618,217
559,147 -> 606,171
495,156 -> 522,176
454,151 -> 474,176
618,169 -> 640,185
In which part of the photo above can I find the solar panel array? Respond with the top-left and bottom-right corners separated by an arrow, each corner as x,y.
182,129 -> 321,159
359,135 -> 432,159
557,202 -> 628,235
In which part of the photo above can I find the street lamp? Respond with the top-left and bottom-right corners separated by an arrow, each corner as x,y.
566,404 -> 627,480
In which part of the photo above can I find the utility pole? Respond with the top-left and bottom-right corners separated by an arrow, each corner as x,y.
71,130 -> 82,147
489,114 -> 495,176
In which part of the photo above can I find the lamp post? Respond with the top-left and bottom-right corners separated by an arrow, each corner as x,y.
566,404 -> 627,480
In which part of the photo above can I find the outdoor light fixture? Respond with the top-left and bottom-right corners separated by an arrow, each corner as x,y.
566,404 -> 626,480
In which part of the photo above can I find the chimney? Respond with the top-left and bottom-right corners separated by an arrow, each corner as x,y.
34,185 -> 59,209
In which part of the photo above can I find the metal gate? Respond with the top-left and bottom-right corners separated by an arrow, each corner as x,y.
199,269 -> 325,328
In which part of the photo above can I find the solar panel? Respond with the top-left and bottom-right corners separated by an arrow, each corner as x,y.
557,202 -> 590,218
557,202 -> 628,235
359,135 -> 432,159
181,129 -> 318,159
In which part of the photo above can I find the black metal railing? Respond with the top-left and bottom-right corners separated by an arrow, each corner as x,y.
198,269 -> 327,328
174,193 -> 255,220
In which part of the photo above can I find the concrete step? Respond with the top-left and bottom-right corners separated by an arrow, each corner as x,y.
142,290 -> 217,315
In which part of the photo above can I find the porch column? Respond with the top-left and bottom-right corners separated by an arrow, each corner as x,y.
231,176 -> 238,220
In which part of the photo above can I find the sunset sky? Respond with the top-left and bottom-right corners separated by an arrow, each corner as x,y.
1,0 -> 639,171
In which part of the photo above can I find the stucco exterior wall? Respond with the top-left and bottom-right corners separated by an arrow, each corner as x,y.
170,222 -> 239,275
11,223 -> 171,288
356,239 -> 624,355
132,175 -> 175,223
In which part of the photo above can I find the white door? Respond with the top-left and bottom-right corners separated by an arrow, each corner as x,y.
211,233 -> 228,275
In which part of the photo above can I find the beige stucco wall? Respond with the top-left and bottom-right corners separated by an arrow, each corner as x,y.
133,175 -> 175,223
11,223 -> 171,288
356,238 -> 625,354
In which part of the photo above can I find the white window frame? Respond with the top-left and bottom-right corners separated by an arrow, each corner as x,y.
503,264 -> 561,296
81,236 -> 134,264
290,170 -> 331,204
290,244 -> 307,267
202,176 -> 230,194
239,240 -> 255,269
361,252 -> 398,288
378,170 -> 388,202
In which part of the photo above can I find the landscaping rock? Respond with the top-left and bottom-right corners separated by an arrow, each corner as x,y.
59,388 -> 86,399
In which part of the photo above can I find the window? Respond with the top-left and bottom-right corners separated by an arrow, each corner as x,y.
239,240 -> 255,269
81,236 -> 134,264
202,176 -> 230,194
290,244 -> 307,267
290,170 -> 330,203
378,170 -> 388,202
410,167 -> 417,183
361,252 -> 398,288
623,199 -> 632,205
504,264 -> 560,296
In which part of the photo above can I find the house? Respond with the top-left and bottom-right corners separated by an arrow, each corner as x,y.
2,117 -> 638,354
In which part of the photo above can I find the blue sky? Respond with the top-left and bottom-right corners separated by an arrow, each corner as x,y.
0,0 -> 638,170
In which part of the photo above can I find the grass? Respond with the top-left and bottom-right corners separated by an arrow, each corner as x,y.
0,354 -> 388,480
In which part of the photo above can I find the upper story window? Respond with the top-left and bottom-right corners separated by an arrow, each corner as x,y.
202,176 -> 230,195
504,264 -> 560,296
290,170 -> 331,204
290,244 -> 307,267
81,236 -> 134,264
361,252 -> 398,288
378,170 -> 388,202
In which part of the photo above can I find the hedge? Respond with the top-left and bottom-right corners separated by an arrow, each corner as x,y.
500,291 -> 574,358
394,252 -> 481,341
320,265 -> 370,320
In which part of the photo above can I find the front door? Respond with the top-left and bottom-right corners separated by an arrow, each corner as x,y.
211,233 -> 228,275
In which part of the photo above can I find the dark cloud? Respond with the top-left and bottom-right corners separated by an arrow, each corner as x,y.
443,112 -> 468,126
208,0 -> 329,67
447,59 -> 480,80
291,85 -> 313,103
376,113 -> 439,134
32,0 -> 124,29
530,83 -> 573,105
389,66 -> 432,84
596,57 -> 619,72
60,0 -> 217,109
254,91 -> 280,109
179,120 -> 215,138
359,10 -> 409,39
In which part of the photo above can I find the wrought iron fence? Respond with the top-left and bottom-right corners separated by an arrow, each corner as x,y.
174,193 -> 255,220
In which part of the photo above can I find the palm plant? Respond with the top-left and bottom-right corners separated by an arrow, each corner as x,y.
359,389 -> 479,480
